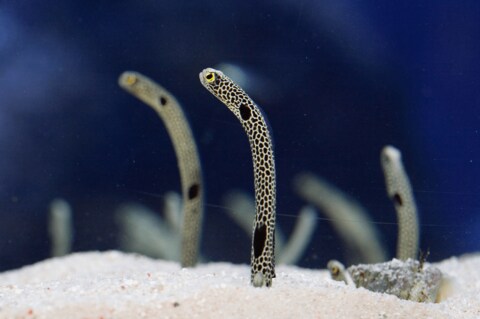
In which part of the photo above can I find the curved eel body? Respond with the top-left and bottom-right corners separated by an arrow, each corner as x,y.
119,71 -> 203,267
381,145 -> 419,261
199,68 -> 276,287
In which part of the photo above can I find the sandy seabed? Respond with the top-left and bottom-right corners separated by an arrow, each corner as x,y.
0,251 -> 479,319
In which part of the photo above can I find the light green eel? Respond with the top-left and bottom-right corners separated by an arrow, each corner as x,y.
381,145 -> 419,261
119,71 -> 203,268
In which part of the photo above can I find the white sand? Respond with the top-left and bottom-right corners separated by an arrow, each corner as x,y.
0,251 -> 479,319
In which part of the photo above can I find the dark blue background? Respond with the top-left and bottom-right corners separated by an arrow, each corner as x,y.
1,1 -> 479,271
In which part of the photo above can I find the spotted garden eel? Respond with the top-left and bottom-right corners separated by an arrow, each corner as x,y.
118,71 -> 203,268
381,145 -> 419,261
199,68 -> 276,287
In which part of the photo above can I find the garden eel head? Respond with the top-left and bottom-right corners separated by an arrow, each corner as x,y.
118,71 -> 139,88
199,68 -> 225,96
381,145 -> 401,167
327,260 -> 344,281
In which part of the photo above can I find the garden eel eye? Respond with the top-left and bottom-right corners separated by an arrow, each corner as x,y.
331,265 -> 340,276
125,74 -> 138,86
205,72 -> 215,83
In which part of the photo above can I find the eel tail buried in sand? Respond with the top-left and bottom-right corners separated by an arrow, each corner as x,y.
199,68 -> 276,287
118,71 -> 204,268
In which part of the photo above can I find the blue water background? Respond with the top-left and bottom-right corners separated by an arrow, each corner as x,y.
0,1 -> 479,271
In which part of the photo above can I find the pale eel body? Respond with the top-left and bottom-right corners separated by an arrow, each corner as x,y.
381,145 -> 419,261
118,71 -> 203,268
199,68 -> 276,287
48,198 -> 73,257
294,172 -> 387,264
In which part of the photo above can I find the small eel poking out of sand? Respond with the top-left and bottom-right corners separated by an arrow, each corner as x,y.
199,68 -> 277,287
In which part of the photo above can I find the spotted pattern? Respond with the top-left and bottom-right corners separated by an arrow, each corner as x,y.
199,68 -> 276,287
381,145 -> 419,261
119,71 -> 204,268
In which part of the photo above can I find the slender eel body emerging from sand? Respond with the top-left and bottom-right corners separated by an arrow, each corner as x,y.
118,71 -> 203,267
381,145 -> 419,260
48,198 -> 73,257
199,68 -> 276,287
294,172 -> 386,264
